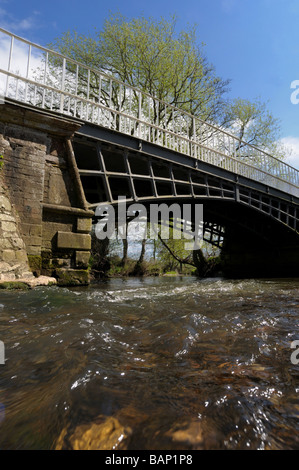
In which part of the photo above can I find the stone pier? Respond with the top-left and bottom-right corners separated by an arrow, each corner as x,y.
0,178 -> 33,281
0,102 -> 93,286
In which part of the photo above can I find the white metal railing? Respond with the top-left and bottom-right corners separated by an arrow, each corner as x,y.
0,27 -> 299,198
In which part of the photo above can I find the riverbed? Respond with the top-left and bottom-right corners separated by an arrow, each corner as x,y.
0,276 -> 299,449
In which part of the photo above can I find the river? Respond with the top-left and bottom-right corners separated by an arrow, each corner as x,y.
0,276 -> 299,450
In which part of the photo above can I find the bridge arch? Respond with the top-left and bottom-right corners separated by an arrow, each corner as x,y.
72,131 -> 299,235
72,131 -> 299,278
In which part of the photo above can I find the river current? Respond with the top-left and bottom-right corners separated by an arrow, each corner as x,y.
0,276 -> 299,450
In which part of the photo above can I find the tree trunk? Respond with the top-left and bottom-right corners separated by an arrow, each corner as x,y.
139,239 -> 146,264
121,238 -> 128,266
192,248 -> 208,277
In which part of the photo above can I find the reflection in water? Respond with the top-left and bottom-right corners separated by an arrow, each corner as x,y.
0,276 -> 299,449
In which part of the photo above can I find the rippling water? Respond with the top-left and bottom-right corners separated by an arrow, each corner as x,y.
0,276 -> 299,450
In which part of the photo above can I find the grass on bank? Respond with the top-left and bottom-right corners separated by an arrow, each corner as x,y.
90,255 -> 197,279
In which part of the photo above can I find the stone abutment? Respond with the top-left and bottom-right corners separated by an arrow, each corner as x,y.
0,102 -> 93,286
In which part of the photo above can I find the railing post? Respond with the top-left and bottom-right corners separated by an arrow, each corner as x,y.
138,91 -> 142,138
24,44 -> 31,103
60,57 -> 66,113
41,50 -> 48,108
5,35 -> 14,97
74,64 -> 79,117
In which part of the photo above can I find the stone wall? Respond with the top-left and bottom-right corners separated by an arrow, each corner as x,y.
0,102 -> 93,286
0,176 -> 33,281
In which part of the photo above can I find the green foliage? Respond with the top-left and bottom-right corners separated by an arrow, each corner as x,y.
0,155 -> 4,170
224,97 -> 290,159
101,255 -> 162,278
156,226 -> 194,273
48,14 -> 284,157
49,13 -> 230,124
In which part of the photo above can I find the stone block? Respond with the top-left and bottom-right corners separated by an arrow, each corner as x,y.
1,221 -> 16,232
22,223 -> 33,236
29,225 -> 42,237
23,236 -> 42,247
2,250 -> 16,262
50,258 -> 71,268
0,273 -> 16,281
1,231 -> 15,239
15,250 -> 29,263
57,231 -> 91,250
77,217 -> 92,234
10,237 -> 25,250
48,172 -> 71,206
0,214 -> 15,222
27,246 -> 42,256
1,239 -> 13,250
75,251 -> 91,269
0,262 -> 11,272
0,195 -> 11,212
55,268 -> 90,286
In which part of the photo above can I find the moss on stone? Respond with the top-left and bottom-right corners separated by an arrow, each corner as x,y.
28,255 -> 42,275
55,268 -> 90,286
41,251 -> 52,266
0,281 -> 30,290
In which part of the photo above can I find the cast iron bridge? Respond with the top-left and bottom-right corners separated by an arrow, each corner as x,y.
1,28 -> 299,276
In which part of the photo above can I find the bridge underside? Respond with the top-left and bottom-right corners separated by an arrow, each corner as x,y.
72,124 -> 299,279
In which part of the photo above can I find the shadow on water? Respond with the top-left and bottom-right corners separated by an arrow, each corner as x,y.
0,276 -> 299,449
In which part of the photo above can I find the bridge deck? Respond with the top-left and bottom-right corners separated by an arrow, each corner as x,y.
73,123 -> 299,236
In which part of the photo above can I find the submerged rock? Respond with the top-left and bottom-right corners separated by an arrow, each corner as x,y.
55,415 -> 132,450
166,418 -> 222,450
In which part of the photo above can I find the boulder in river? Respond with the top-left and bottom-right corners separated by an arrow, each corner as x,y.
55,415 -> 132,450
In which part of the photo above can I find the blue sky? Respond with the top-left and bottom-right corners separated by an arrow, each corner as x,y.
1,0 -> 299,167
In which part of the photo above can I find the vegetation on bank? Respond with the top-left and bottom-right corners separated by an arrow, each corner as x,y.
89,231 -> 222,279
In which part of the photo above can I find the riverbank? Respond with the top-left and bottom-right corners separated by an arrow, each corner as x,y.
91,256 -> 197,280
90,248 -> 222,278
0,255 -> 221,289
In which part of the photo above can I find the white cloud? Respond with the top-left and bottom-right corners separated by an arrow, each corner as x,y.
280,136 -> 299,170
0,32 -> 44,98
0,7 -> 40,34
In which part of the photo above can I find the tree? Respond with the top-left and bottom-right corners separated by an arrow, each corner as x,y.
48,13 -> 230,127
223,97 -> 290,159
155,228 -> 220,277
157,234 -> 195,273
155,223 -> 196,273
90,232 -> 110,278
